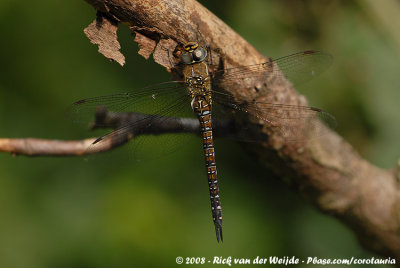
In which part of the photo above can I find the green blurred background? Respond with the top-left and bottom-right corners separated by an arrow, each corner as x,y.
1,0 -> 399,267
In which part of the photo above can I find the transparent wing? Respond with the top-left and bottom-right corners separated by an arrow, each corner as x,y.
211,50 -> 332,87
67,81 -> 195,156
69,81 -> 188,126
212,90 -> 337,142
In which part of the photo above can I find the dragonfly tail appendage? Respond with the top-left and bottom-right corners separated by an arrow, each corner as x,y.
215,222 -> 223,243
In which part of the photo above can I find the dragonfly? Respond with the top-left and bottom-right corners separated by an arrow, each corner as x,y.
70,40 -> 336,243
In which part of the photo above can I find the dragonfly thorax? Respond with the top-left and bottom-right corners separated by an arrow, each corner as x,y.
187,75 -> 211,99
186,75 -> 205,87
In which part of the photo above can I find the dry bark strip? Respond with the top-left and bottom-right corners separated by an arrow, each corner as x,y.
0,0 -> 398,260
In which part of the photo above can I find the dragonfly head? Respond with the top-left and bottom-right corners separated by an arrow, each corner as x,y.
181,42 -> 207,65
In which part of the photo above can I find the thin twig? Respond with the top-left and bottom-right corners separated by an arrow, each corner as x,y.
0,107 -> 234,156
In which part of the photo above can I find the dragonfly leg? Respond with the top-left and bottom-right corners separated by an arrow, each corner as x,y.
158,42 -> 181,68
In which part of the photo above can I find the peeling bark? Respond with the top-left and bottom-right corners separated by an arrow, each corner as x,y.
84,12 -> 125,65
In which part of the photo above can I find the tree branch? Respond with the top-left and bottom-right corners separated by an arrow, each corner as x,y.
0,137 -> 98,156
0,107 -> 234,156
1,0 -> 399,260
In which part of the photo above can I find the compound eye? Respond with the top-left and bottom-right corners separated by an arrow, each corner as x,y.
192,47 -> 207,62
181,52 -> 192,64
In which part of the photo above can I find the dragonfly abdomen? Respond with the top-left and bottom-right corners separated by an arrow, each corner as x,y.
192,96 -> 223,242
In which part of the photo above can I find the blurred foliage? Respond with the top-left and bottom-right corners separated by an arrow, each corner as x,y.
0,0 -> 399,267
